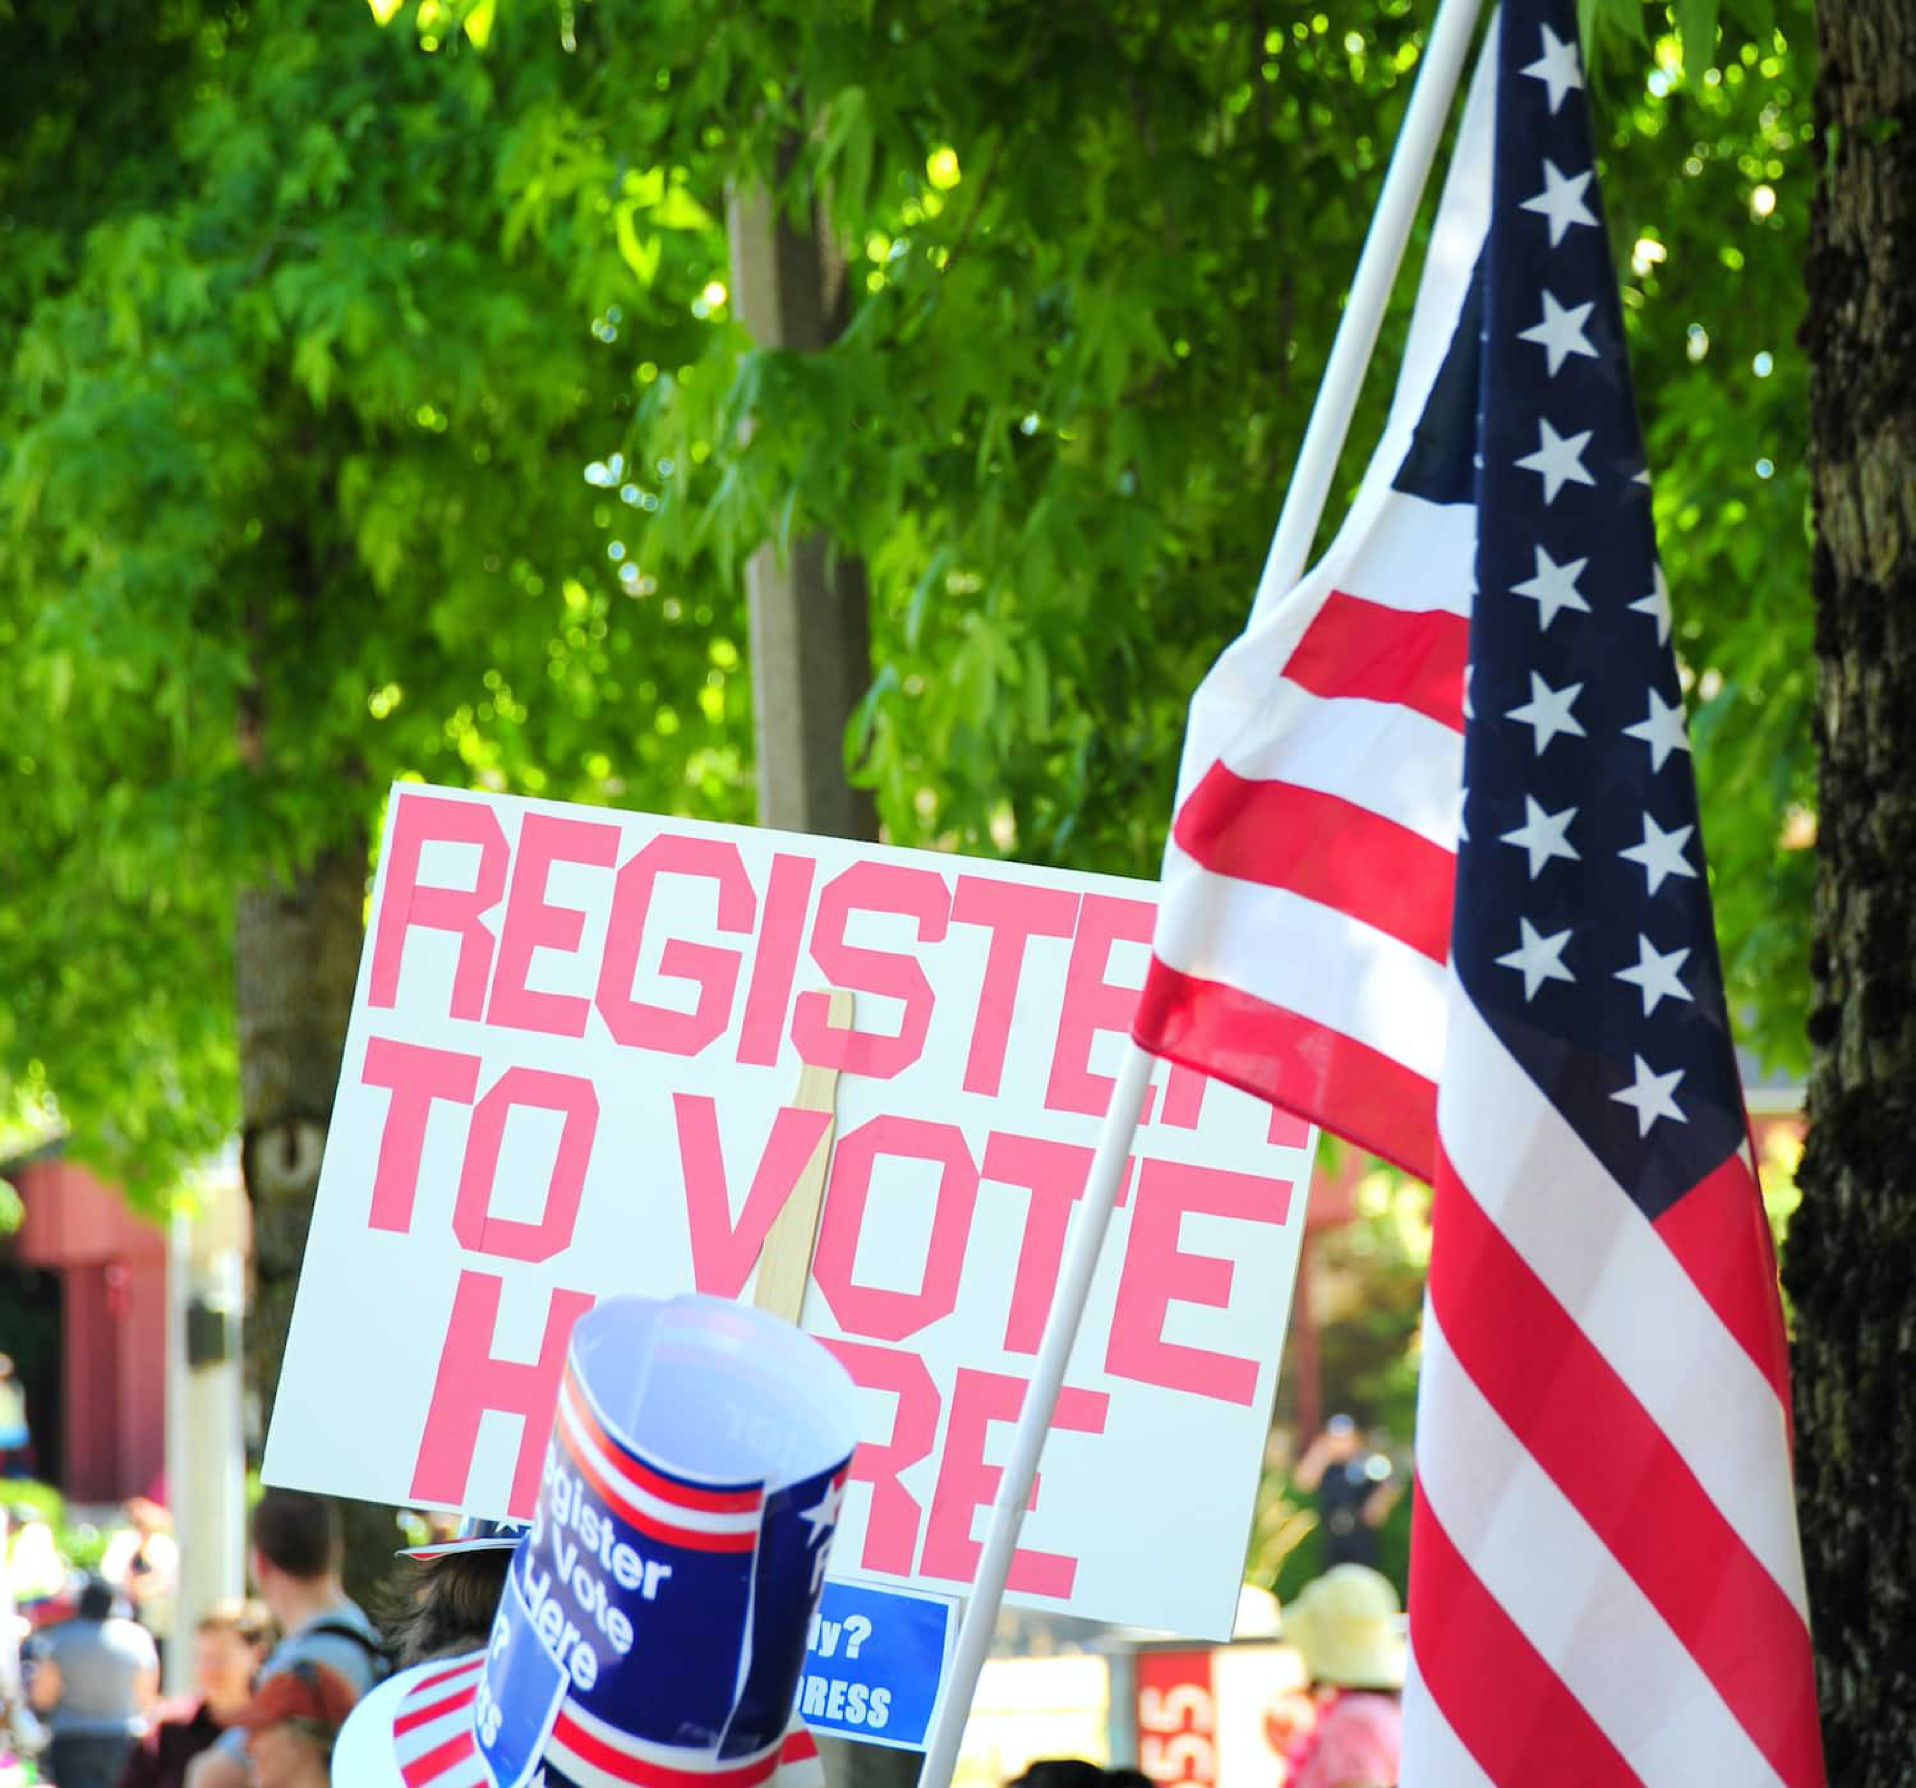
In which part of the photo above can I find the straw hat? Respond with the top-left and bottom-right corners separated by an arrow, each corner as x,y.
1282,1565 -> 1407,1691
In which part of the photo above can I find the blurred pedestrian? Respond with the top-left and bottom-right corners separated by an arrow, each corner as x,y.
182,1492 -> 384,1788
115,1599 -> 272,1788
1280,1564 -> 1404,1788
0,1362 -> 30,1480
1293,1416 -> 1401,1571
23,1576 -> 157,1788
223,1661 -> 357,1788
103,1500 -> 179,1678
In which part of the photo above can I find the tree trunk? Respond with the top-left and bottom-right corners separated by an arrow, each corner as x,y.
727,159 -> 878,845
728,155 -> 901,1788
1788,0 -> 1916,1778
236,840 -> 394,1604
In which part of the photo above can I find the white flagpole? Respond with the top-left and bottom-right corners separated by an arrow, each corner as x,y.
1252,0 -> 1488,616
915,2 -> 1486,1780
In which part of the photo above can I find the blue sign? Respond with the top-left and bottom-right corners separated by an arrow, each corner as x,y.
796,1580 -> 955,1751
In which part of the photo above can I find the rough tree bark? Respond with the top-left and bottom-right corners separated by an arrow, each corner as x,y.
1786,0 -> 1916,1778
235,840 -> 395,1603
727,163 -> 896,1788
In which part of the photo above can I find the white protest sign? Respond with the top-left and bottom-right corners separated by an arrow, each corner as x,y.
264,784 -> 1312,1639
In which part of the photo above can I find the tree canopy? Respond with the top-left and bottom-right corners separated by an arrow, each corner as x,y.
0,0 -> 1815,1195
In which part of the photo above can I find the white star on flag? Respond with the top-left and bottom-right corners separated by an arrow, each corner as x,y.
1615,934 -> 1693,1016
1610,1052 -> 1688,1135
1507,671 -> 1587,754
1496,917 -> 1575,1000
1515,417 -> 1595,503
1518,289 -> 1598,375
1520,159 -> 1598,246
799,1480 -> 845,1546
1623,687 -> 1691,771
1632,565 -> 1673,644
1500,795 -> 1580,877
1619,811 -> 1698,894
1512,543 -> 1590,628
1521,24 -> 1584,113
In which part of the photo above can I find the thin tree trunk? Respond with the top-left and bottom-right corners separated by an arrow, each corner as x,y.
236,840 -> 394,1603
1788,0 -> 1916,1777
728,152 -> 899,1788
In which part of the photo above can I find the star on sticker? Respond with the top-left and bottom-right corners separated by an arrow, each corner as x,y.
1462,662 -> 1475,721
1516,418 -> 1596,504
1610,1053 -> 1688,1136
1522,23 -> 1585,112
1507,671 -> 1587,755
1619,812 -> 1698,894
1518,290 -> 1598,376
1496,917 -> 1575,1001
1500,795 -> 1580,877
1615,934 -> 1693,1016
1520,160 -> 1598,246
1632,565 -> 1673,644
798,1479 -> 846,1546
1512,543 -> 1591,629
1624,687 -> 1691,771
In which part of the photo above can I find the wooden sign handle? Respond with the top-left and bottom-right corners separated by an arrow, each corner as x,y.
750,990 -> 853,1325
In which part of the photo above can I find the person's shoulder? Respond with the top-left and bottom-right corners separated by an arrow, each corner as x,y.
108,1616 -> 159,1658
283,1600 -> 385,1693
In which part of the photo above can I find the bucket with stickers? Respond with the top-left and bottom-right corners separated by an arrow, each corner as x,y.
472,1293 -> 859,1788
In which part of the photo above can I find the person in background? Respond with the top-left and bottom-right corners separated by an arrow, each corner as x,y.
1292,1415 -> 1401,1571
1279,1564 -> 1405,1788
0,1363 -> 30,1480
103,1501 -> 180,1679
330,1515 -> 527,1778
116,1600 -> 272,1788
384,1518 -> 522,1669
183,1492 -> 384,1788
223,1662 -> 358,1788
23,1576 -> 158,1788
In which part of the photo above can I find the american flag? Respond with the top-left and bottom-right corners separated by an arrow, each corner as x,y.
1134,2 -> 1824,1781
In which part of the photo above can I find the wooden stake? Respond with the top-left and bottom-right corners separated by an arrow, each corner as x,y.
751,990 -> 852,1326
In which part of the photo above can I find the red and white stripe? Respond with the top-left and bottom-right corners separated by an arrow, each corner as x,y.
1134,36 -> 1820,1786
557,1370 -> 766,1553
392,1654 -> 490,1788
542,1702 -> 821,1788
1408,994 -> 1819,1785
1137,64 -> 1490,1180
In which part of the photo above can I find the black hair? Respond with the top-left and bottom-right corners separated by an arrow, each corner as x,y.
250,1490 -> 341,1581
77,1576 -> 117,1621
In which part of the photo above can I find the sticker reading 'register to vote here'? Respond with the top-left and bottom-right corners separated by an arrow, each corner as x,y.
798,1580 -> 956,1751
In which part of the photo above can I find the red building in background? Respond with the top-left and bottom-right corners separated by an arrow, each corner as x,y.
3,1149 -> 168,1503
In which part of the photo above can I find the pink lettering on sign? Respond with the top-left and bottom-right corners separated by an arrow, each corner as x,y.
981,1132 -> 1136,1355
451,1068 -> 598,1263
920,1368 -> 1109,1596
1106,1159 -> 1294,1407
735,853 -> 816,1067
792,863 -> 950,1079
1046,894 -> 1159,1120
370,793 -> 509,1020
411,1270 -> 594,1517
596,834 -> 756,1056
951,876 -> 1079,1097
812,1116 -> 978,1343
818,1338 -> 940,1576
674,1094 -> 834,1295
485,813 -> 621,1037
360,1037 -> 480,1234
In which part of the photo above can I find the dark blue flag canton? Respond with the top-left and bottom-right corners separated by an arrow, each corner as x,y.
1402,0 -> 1745,1220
